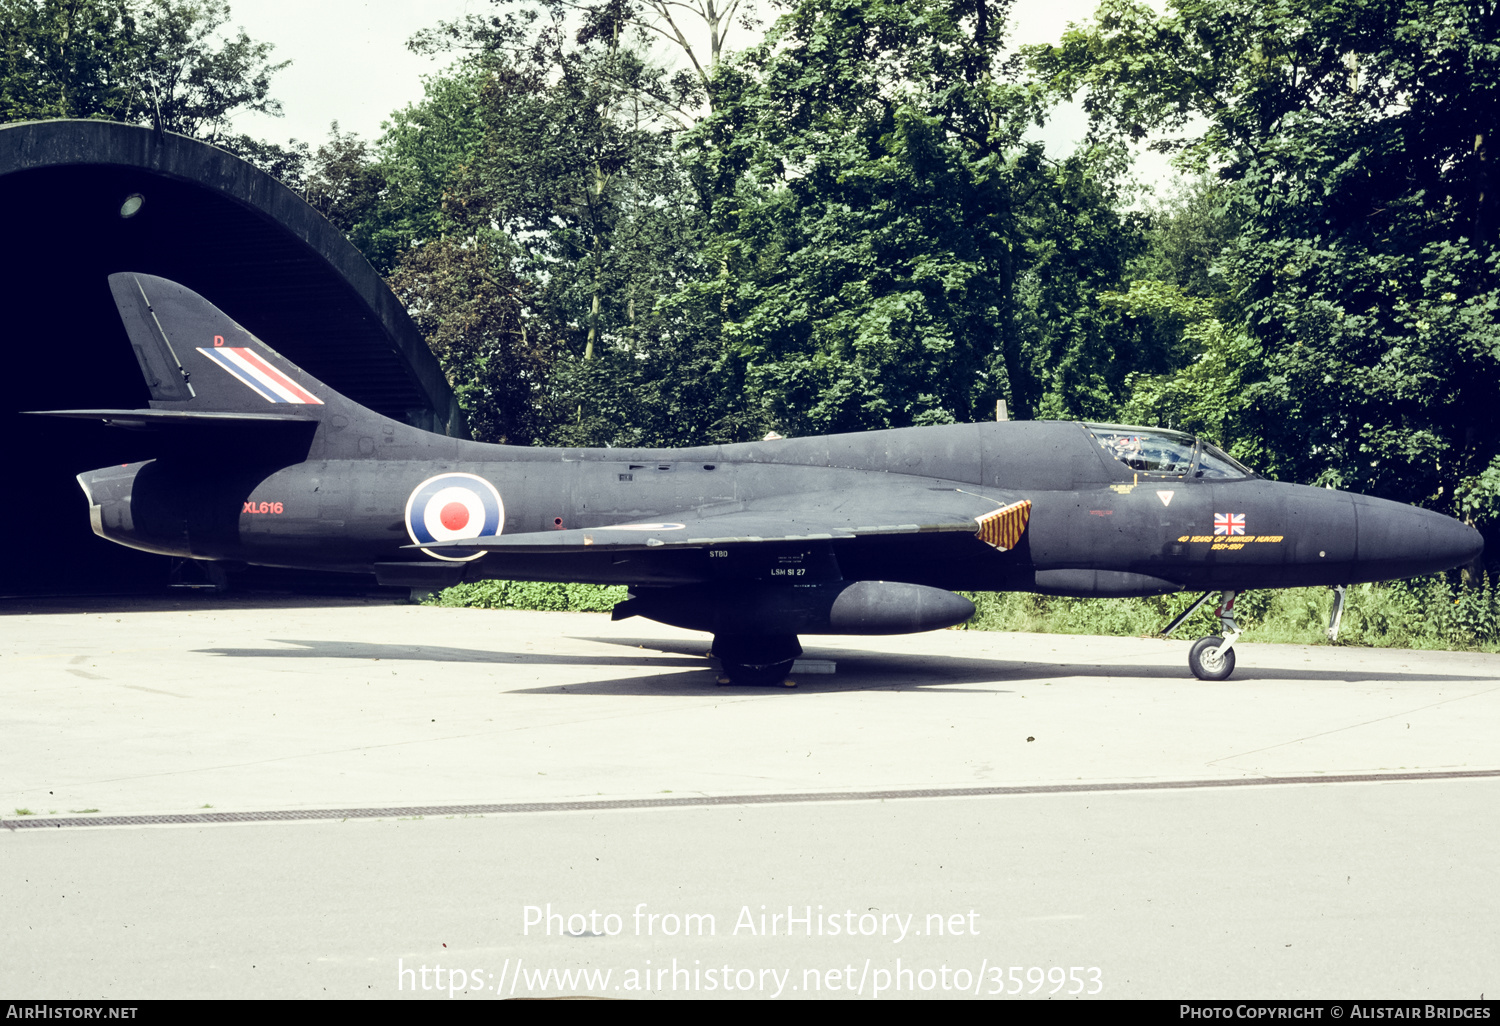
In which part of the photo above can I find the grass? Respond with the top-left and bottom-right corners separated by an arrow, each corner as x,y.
426,573 -> 1500,653
959,574 -> 1500,652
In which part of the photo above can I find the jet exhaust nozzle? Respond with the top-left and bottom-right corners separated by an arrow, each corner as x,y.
76,461 -> 193,558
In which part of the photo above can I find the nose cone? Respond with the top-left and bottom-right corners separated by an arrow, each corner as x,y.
1354,497 -> 1484,582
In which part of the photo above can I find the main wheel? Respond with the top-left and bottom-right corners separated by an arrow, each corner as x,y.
712,633 -> 801,687
1188,635 -> 1235,681
720,657 -> 797,687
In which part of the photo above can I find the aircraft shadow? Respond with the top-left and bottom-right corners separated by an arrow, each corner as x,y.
1,594 -> 393,615
193,637 -> 1490,695
198,639 -> 699,670
194,638 -> 1011,694
568,638 -> 1492,692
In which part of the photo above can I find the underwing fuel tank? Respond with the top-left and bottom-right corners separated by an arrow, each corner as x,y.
614,580 -> 976,636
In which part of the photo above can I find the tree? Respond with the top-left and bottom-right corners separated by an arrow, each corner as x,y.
410,0 -> 764,118
402,4 -> 699,354
355,69 -> 491,274
386,239 -> 557,445
0,0 -> 138,122
368,0 -> 1150,448
1030,0 -> 1500,529
359,5 -> 722,447
1098,175 -> 1269,463
301,122 -> 386,248
0,1 -> 287,137
680,0 -> 1146,435
213,130 -> 308,188
130,0 -> 286,140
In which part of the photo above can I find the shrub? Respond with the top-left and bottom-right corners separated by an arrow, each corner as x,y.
963,573 -> 1499,652
427,580 -> 628,612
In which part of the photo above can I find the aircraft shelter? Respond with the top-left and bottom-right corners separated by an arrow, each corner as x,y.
0,120 -> 465,596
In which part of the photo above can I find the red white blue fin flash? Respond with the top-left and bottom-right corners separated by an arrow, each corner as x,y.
197,347 -> 324,404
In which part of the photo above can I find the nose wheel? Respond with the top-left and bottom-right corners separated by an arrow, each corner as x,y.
1192,590 -> 1240,680
1188,635 -> 1236,680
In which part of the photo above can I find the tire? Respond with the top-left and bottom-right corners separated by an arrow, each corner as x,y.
720,658 -> 796,687
712,633 -> 801,686
1188,635 -> 1236,681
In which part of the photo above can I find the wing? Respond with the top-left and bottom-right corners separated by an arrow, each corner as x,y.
410,490 -> 1030,555
417,513 -> 966,555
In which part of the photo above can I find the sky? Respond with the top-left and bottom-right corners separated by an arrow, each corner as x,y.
224,0 -> 1180,193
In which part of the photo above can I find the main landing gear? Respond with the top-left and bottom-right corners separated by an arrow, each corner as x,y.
1163,590 -> 1241,681
712,633 -> 802,687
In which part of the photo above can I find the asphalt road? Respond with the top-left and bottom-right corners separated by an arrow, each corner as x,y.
2,596 -> 1497,999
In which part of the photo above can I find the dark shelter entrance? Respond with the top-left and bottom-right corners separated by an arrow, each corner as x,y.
0,120 -> 463,596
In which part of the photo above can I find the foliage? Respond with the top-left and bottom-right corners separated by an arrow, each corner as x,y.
1027,0 -> 1500,518
346,1 -> 1173,447
1015,149 -> 1151,421
301,123 -> 387,243
680,0 -> 1152,435
0,0 -> 286,137
128,0 -> 286,140
962,574 -> 1500,651
355,5 -> 726,448
1099,175 -> 1276,464
409,0 -> 747,119
427,579 -> 628,612
213,131 -> 308,187
1455,454 -> 1500,527
357,68 -> 491,273
1,0 -> 137,122
386,239 -> 558,445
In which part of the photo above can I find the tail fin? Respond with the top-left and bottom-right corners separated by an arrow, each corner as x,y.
110,272 -> 353,418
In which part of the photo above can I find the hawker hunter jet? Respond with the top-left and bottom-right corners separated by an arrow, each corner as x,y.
34,274 -> 1484,685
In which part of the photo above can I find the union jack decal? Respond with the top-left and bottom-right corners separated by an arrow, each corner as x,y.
1214,513 -> 1246,536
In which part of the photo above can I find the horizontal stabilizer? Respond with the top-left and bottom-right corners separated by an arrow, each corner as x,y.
24,409 -> 311,428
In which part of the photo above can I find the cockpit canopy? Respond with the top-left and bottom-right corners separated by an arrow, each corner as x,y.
1084,424 -> 1253,480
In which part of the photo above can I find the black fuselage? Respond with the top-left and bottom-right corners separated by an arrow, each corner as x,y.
78,419 -> 1480,597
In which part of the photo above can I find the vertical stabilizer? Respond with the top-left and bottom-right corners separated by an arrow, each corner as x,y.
108,272 -> 355,420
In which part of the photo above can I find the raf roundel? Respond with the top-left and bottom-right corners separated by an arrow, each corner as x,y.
404,473 -> 505,561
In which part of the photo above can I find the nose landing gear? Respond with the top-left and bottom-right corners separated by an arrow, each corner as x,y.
1163,589 -> 1242,681
1327,584 -> 1347,642
1164,584 -> 1350,679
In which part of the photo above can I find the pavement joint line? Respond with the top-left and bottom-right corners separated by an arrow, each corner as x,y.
4,768 -> 1498,831
1206,683 -> 1500,765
